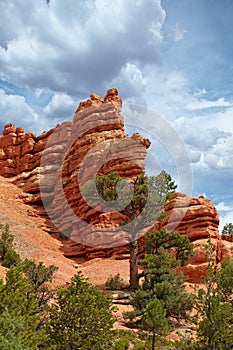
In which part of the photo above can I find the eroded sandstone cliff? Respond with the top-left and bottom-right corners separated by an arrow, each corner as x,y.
0,88 -> 232,283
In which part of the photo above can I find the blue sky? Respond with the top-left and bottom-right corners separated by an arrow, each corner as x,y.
0,0 -> 233,230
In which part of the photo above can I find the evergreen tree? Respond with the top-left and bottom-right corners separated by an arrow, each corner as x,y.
222,223 -> 233,236
83,170 -> 176,289
0,265 -> 48,349
0,223 -> 20,267
125,229 -> 193,328
0,223 -> 13,260
216,256 -> 233,305
194,239 -> 233,349
141,298 -> 170,350
47,272 -> 115,349
22,259 -> 58,309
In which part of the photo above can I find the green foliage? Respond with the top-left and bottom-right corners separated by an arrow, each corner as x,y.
83,170 -> 129,209
120,171 -> 177,234
22,259 -> 58,309
142,230 -> 193,320
2,249 -> 21,268
83,170 -> 176,236
47,271 -> 115,349
0,223 -> 14,261
222,222 -> 233,235
194,239 -> 233,349
147,170 -> 177,201
216,256 -> 233,304
0,223 -> 21,267
83,169 -> 177,290
0,265 -> 48,349
112,329 -> 175,350
105,273 -> 125,290
144,228 -> 194,266
142,298 -> 170,350
125,229 -> 193,330
113,336 -> 130,350
96,170 -> 126,203
0,310 -> 42,350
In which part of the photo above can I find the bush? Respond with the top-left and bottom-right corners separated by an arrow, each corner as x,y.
113,337 -> 130,349
0,224 -> 14,261
47,272 -> 115,349
105,273 -> 125,290
2,250 -> 21,268
222,223 -> 233,235
0,224 -> 21,268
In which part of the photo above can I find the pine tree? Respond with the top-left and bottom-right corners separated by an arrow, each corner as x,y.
0,265 -> 48,349
194,239 -> 233,349
142,298 -> 170,350
47,272 -> 115,349
83,170 -> 177,289
222,223 -> 233,236
124,229 -> 194,329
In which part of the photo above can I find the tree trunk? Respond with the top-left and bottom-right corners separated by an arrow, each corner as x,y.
129,240 -> 139,289
152,332 -> 156,350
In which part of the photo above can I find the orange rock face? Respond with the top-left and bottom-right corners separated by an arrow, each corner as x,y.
0,88 -> 232,284
0,87 -> 149,251
156,193 -> 221,283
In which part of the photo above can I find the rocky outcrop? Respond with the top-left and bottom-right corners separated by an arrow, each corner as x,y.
156,193 -> 221,283
0,87 -> 150,252
0,88 -> 232,284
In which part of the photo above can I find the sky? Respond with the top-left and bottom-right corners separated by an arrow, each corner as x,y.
0,0 -> 233,231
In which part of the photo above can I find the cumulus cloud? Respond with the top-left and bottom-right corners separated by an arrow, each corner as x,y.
110,63 -> 146,103
43,93 -> 77,119
173,117 -> 232,151
0,0 -> 232,219
140,63 -> 233,207
216,201 -> 233,232
0,0 -> 165,96
0,89 -> 39,130
0,89 -> 66,134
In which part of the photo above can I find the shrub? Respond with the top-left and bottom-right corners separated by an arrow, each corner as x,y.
0,224 -> 14,261
47,272 -> 115,349
105,273 -> 125,290
2,250 -> 21,268
113,337 -> 130,350
222,223 -> 233,235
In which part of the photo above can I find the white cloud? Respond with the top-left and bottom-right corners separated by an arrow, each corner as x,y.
110,63 -> 146,103
173,117 -> 232,152
216,201 -> 233,212
173,23 -> 187,41
0,0 -> 232,220
0,89 -> 67,135
0,0 -> 166,95
0,89 -> 39,129
185,97 -> 232,110
43,93 -> 77,119
216,202 -> 233,232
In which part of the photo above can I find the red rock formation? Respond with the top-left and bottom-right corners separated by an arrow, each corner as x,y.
156,193 -> 221,283
0,88 -> 232,284
0,87 -> 150,252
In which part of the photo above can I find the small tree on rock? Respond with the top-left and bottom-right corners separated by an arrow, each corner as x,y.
222,223 -> 233,236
